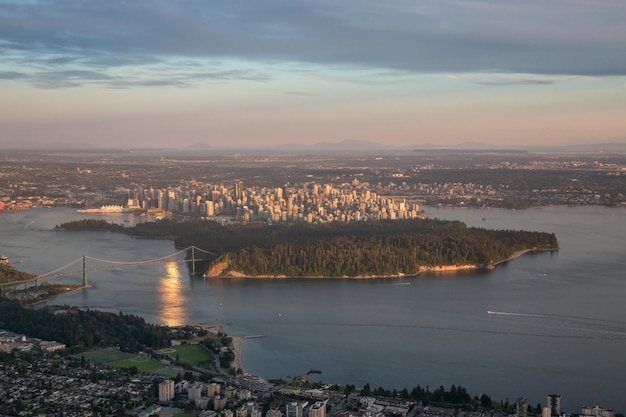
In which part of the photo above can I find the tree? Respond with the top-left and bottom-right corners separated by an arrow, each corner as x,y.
343,384 -> 355,394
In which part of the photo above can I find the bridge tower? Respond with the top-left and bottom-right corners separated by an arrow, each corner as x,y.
191,246 -> 196,275
82,256 -> 88,286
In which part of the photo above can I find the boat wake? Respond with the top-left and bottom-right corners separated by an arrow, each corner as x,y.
487,310 -> 541,317
487,310 -> 626,339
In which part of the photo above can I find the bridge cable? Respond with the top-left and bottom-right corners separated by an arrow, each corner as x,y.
84,247 -> 191,265
38,257 -> 84,278
5,246 -> 216,285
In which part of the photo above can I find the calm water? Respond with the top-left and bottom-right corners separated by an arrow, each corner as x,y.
1,207 -> 625,411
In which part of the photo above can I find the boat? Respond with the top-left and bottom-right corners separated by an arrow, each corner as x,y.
77,205 -> 134,214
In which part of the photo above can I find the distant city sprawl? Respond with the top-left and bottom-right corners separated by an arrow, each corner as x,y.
1,151 -> 625,216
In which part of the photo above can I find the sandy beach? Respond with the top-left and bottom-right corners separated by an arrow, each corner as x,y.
230,336 -> 246,372
188,323 -> 246,373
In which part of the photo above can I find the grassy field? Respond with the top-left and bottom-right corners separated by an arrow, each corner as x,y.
79,345 -> 212,376
109,357 -> 164,372
168,344 -> 213,366
152,367 -> 184,378
81,347 -> 134,364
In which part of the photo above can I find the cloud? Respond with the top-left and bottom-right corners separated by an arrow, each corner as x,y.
0,71 -> 26,80
1,0 -> 625,90
446,73 -> 558,86
284,91 -> 316,96
2,67 -> 270,89
472,78 -> 556,86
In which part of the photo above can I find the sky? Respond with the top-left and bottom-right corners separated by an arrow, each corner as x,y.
1,0 -> 625,149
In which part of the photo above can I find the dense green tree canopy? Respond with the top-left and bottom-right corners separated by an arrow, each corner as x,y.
57,217 -> 558,278
0,299 -> 171,351
0,264 -> 37,284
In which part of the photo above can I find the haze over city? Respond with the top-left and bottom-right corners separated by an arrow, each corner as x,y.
1,0 -> 625,150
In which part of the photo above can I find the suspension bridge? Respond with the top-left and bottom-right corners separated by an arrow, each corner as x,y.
1,246 -> 217,290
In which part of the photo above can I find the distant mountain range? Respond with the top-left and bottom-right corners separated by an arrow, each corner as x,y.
264,139 -> 626,154
1,138 -> 625,155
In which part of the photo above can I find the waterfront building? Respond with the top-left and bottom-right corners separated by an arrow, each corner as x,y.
548,395 -> 561,416
189,382 -> 203,400
266,409 -> 282,417
359,397 -> 376,408
286,401 -> 307,417
207,382 -> 221,397
516,397 -> 528,417
237,389 -> 252,400
243,401 -> 262,417
159,379 -> 175,402
39,341 -> 66,353
581,406 -> 615,417
235,180 -> 244,200
309,401 -> 327,417
214,395 -> 227,411
196,397 -> 210,410
135,404 -> 162,417
237,374 -> 270,391
177,380 -> 189,393
157,190 -> 167,210
224,386 -> 236,399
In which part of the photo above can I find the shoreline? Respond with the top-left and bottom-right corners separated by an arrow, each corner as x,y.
205,247 -> 558,279
493,247 -> 557,267
187,323 -> 247,374
10,284 -> 89,307
230,336 -> 246,373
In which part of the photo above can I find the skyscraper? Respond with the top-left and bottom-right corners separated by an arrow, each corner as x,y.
547,394 -> 561,416
235,180 -> 244,201
285,402 -> 305,417
309,401 -> 327,417
158,380 -> 175,402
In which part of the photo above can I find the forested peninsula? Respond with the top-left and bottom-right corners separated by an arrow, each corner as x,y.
55,218 -> 559,278
0,299 -> 171,352
0,263 -> 37,284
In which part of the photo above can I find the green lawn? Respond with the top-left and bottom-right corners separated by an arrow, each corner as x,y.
80,347 -> 134,364
168,344 -> 214,366
152,367 -> 185,378
109,358 -> 164,372
173,412 -> 198,417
